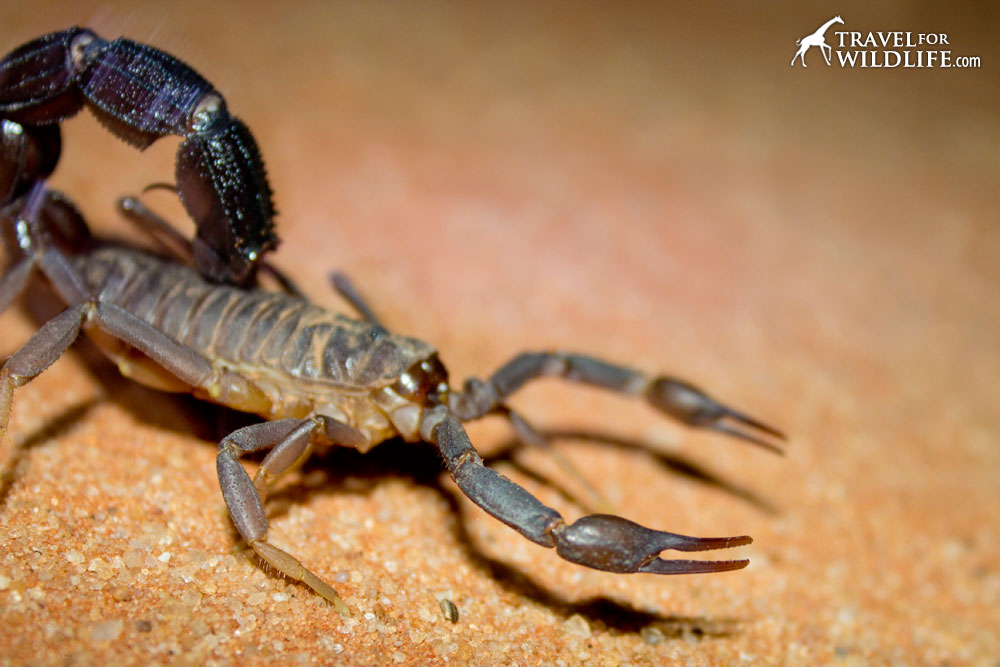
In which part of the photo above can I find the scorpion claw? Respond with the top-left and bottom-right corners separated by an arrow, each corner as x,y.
707,420 -> 786,455
646,377 -> 786,454
552,514 -> 752,574
638,557 -> 750,575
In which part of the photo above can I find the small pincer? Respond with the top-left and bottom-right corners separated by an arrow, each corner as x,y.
0,27 -> 93,124
646,377 -> 786,453
0,28 -> 93,202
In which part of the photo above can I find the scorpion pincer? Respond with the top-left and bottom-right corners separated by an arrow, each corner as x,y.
0,184 -> 784,612
0,26 -> 276,285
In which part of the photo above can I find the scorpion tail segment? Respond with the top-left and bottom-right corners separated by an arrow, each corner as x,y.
1,185 -> 91,267
46,187 -> 89,234
177,116 -> 277,284
1,122 -> 61,204
75,35 -> 217,148
0,27 -> 90,125
424,406 -> 753,576
645,378 -> 786,454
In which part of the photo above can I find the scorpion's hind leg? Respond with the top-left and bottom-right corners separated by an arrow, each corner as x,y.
421,406 -> 752,574
0,305 -> 88,445
0,186 -> 87,441
216,415 -> 367,613
328,271 -> 383,326
116,195 -> 303,294
0,295 -> 220,440
452,351 -> 786,453
116,195 -> 195,265
0,305 -> 87,491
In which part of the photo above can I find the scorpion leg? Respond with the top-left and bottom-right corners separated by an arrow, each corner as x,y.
452,351 -> 785,453
328,271 -> 382,325
116,194 -> 377,316
116,195 -> 192,264
0,304 -> 88,441
116,195 -> 303,296
421,405 -> 751,574
0,304 -> 86,489
0,256 -> 35,315
0,294 -> 218,438
0,187 -> 77,314
217,416 -> 367,613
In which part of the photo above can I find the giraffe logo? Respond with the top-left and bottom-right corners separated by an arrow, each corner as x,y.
791,16 -> 845,67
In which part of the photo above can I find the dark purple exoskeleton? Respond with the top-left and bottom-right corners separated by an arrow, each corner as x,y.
0,27 -> 276,285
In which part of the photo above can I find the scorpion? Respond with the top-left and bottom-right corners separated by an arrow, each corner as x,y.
0,28 -> 785,613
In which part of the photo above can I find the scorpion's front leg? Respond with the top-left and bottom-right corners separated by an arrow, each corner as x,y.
216,416 -> 368,613
421,406 -> 751,574
452,351 -> 785,453
0,27 -> 277,284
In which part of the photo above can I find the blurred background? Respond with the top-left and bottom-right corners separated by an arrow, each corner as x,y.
1,1 -> 997,664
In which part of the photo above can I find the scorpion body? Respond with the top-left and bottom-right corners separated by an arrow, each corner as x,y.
0,186 -> 783,611
0,26 -> 786,614
74,243 -> 438,448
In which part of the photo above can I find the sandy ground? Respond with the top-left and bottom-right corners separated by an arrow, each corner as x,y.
1,2 -> 997,665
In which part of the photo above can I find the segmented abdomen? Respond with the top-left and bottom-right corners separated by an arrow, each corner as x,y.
75,246 -> 434,390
